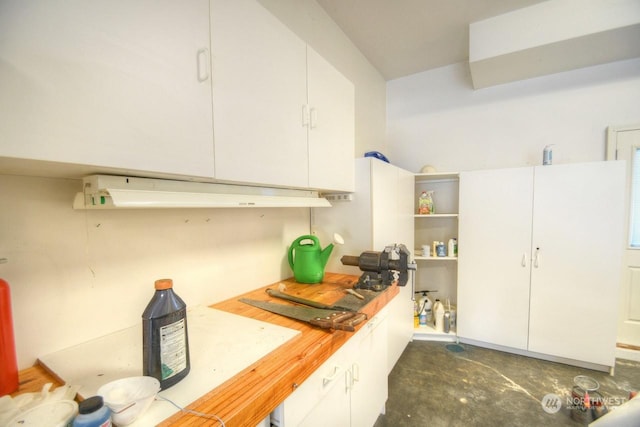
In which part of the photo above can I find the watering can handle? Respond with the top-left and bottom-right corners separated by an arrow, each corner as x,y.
288,235 -> 319,269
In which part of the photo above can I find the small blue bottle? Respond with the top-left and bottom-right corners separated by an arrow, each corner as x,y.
72,396 -> 112,427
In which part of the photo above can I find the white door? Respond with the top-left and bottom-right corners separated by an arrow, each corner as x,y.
527,162 -> 625,366
608,124 -> 640,349
458,167 -> 534,350
210,0 -> 308,188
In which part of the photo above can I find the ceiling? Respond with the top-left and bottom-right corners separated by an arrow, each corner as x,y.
316,0 -> 548,80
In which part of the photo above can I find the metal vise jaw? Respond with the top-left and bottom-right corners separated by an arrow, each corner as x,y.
341,244 -> 416,291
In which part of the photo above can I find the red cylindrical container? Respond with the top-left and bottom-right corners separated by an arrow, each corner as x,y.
0,278 -> 19,396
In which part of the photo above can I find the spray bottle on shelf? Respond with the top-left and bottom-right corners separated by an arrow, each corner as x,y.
415,290 -> 436,326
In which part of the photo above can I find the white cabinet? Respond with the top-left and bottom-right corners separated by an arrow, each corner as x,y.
312,158 -> 414,373
0,0 -> 214,178
349,312 -> 388,427
0,0 -> 354,191
273,309 -> 388,427
306,47 -> 355,192
210,0 -> 307,188
273,339 -> 350,427
458,161 -> 625,369
210,0 -> 354,192
457,167 -> 533,350
413,173 -> 459,341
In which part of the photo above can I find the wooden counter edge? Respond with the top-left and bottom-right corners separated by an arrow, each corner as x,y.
158,273 -> 399,427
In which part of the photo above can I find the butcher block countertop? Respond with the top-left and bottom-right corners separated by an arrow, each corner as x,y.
17,273 -> 398,427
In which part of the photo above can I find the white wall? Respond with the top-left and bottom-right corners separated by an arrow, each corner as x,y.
0,0 -> 386,369
387,58 -> 640,173
0,175 -> 310,368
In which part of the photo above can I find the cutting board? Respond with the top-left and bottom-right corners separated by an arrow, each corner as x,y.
39,306 -> 300,426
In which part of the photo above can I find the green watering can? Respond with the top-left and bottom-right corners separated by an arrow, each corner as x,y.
288,235 -> 334,284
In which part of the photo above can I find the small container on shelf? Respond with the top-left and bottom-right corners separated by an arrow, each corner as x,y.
447,238 -> 457,257
421,244 -> 430,257
418,191 -> 435,214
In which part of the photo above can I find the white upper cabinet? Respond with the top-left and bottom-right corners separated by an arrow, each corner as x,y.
0,0 -> 215,178
210,0 -> 355,192
1,0 -> 354,191
307,47 -> 355,192
210,0 -> 308,188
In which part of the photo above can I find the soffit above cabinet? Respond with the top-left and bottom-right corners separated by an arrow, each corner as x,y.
469,0 -> 640,89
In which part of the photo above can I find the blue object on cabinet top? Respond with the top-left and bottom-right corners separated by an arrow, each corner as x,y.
364,151 -> 390,163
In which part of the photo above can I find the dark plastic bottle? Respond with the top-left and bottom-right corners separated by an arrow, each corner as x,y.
142,279 -> 190,390
0,278 -> 18,396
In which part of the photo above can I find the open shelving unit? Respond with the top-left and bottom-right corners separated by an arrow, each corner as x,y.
413,172 -> 459,342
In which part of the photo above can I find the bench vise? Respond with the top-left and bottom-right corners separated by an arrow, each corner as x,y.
340,244 -> 416,291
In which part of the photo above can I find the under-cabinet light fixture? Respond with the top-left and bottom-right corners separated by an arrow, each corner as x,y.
73,175 -> 332,209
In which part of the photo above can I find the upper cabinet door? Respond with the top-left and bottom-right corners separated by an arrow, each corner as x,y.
210,0 -> 308,188
307,47 -> 355,192
0,0 -> 214,178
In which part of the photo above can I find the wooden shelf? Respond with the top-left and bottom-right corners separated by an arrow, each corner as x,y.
414,213 -> 458,218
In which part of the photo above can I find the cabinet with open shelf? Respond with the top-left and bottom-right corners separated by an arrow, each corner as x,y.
413,172 -> 459,341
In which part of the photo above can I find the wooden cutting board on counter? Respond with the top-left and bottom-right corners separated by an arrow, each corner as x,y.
38,306 -> 300,426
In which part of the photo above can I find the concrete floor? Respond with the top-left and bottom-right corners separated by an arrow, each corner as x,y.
375,341 -> 640,427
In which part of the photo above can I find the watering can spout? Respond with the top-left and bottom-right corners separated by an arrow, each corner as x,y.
320,244 -> 334,268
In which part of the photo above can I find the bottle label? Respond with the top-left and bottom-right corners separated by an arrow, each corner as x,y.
160,318 -> 188,380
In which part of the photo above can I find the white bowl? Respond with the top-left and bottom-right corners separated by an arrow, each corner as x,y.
97,376 -> 160,426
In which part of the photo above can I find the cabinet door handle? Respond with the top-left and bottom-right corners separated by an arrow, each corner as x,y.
310,107 -> 318,129
521,253 -> 527,267
322,365 -> 342,386
196,48 -> 209,82
352,363 -> 360,383
302,104 -> 310,127
533,248 -> 540,268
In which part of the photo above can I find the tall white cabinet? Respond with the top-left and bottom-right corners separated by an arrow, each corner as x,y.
458,161 -> 625,369
312,158 -> 414,373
